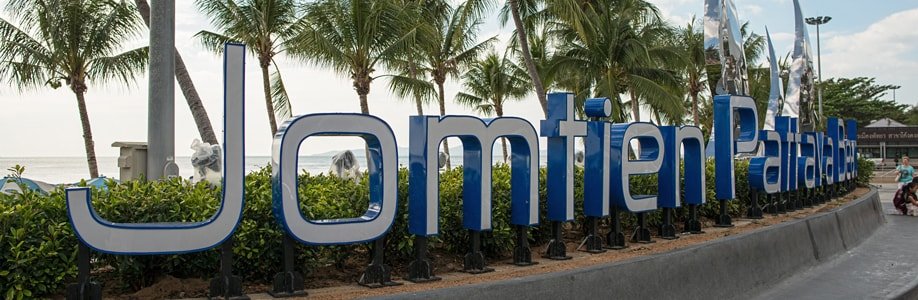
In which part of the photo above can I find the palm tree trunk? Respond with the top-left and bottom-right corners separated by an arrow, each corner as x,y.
496,104 -> 507,164
653,110 -> 663,125
135,0 -> 218,145
691,91 -> 699,126
354,77 -> 372,167
630,88 -> 640,123
509,0 -> 548,117
359,92 -> 370,114
630,88 -> 640,154
437,80 -> 451,169
176,55 -> 218,144
74,91 -> 100,179
260,62 -> 278,135
415,97 -> 424,115
410,65 -> 424,115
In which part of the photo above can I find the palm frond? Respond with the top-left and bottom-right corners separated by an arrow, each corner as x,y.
387,74 -> 435,104
194,30 -> 239,54
87,46 -> 148,87
0,0 -> 145,92
455,92 -> 494,115
270,65 -> 292,121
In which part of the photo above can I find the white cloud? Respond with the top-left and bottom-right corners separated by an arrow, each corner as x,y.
741,4 -> 763,16
649,0 -> 697,27
821,8 -> 918,104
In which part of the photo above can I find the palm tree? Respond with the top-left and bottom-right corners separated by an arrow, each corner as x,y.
290,0 -> 416,115
506,0 -> 548,116
0,0 -> 148,179
401,0 -> 495,168
739,22 -> 769,120
387,54 -> 436,115
455,51 -> 529,163
195,0 -> 302,135
134,0 -> 218,145
553,0 -> 684,124
674,17 -> 706,126
385,1 -> 445,117
510,24 -> 561,96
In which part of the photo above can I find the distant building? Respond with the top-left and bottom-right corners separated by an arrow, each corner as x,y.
858,118 -> 918,166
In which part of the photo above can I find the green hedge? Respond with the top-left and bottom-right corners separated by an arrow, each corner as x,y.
0,158 -> 874,298
857,157 -> 875,187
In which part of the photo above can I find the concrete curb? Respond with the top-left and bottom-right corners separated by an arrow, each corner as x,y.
378,189 -> 883,300
890,271 -> 918,300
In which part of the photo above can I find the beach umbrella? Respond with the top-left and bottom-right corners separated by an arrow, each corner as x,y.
1,177 -> 54,195
85,176 -> 116,191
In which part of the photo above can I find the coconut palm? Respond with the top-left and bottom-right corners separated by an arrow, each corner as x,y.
553,0 -> 684,124
510,24 -> 561,95
0,0 -> 148,179
290,0 -> 417,115
739,22 -> 769,120
398,0 -> 495,168
455,51 -> 530,163
387,56 -> 436,115
386,14 -> 436,117
674,17 -> 706,126
506,0 -> 548,116
385,1 -> 444,116
134,0 -> 217,145
195,0 -> 302,135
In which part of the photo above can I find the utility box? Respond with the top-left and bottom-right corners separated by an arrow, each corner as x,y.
112,142 -> 148,181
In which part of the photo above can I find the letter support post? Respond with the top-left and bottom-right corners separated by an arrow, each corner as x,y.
269,236 -> 307,297
209,238 -> 248,300
65,243 -> 101,300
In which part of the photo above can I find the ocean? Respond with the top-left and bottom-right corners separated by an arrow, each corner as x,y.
0,153 -> 547,184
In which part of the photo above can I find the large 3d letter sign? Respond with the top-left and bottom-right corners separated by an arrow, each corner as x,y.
273,113 -> 398,245
541,93 -> 587,258
658,125 -> 706,237
64,42 -> 860,300
67,44 -> 245,255
713,94 -> 759,226
611,122 -> 665,242
272,113 -> 400,290
407,114 -> 539,275
66,43 -> 248,299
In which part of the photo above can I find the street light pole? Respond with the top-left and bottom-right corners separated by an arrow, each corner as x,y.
806,16 -> 831,122
892,85 -> 902,102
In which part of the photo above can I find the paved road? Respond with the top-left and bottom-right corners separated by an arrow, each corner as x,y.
754,184 -> 918,300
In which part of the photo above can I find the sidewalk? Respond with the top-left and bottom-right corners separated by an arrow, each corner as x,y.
753,184 -> 918,300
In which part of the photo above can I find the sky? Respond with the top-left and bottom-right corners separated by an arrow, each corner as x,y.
0,0 -> 917,158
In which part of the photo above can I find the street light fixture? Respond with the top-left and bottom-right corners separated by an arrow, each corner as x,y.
892,85 -> 902,102
805,15 -> 831,122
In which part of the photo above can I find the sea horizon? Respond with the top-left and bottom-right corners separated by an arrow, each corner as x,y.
0,153 -> 549,184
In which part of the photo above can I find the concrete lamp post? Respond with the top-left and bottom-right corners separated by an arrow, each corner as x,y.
148,0 -> 177,180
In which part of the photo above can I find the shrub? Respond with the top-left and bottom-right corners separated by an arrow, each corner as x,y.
0,158 -> 844,297
0,185 -> 77,300
857,157 -> 875,187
